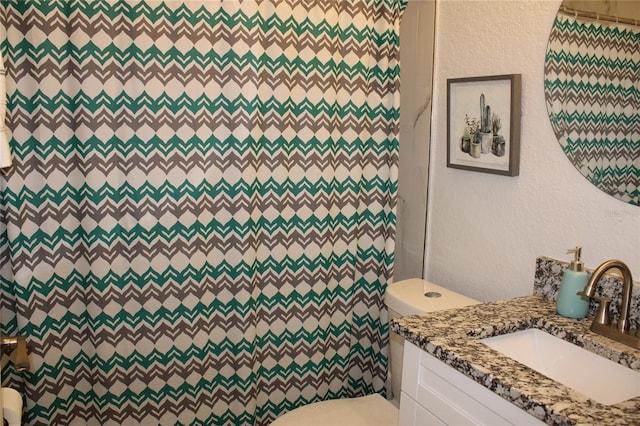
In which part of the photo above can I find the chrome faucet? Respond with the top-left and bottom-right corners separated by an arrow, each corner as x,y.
580,259 -> 639,349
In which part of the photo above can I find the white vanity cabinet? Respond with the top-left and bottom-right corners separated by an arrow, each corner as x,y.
399,341 -> 545,426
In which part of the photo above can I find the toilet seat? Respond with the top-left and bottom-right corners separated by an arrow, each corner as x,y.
270,394 -> 398,426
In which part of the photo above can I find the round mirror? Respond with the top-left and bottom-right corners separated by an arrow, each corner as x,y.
544,1 -> 639,206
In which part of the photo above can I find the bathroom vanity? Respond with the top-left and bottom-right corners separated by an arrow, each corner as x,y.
392,295 -> 640,425
391,257 -> 640,425
399,337 -> 544,425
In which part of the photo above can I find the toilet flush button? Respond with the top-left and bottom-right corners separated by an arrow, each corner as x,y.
424,291 -> 442,298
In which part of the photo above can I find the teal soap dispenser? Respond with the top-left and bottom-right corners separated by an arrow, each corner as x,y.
556,247 -> 590,319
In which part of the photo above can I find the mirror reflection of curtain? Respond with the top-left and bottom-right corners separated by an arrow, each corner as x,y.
545,12 -> 640,205
0,1 -> 405,424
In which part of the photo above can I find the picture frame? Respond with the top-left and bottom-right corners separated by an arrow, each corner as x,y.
447,74 -> 521,176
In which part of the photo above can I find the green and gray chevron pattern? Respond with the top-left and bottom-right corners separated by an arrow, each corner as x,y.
0,1 -> 405,424
545,12 -> 640,206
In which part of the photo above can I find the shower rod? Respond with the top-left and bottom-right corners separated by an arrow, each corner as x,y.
559,5 -> 639,27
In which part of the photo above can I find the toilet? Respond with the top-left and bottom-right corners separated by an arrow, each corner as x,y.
271,278 -> 479,425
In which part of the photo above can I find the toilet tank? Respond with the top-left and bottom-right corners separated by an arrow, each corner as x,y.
385,278 -> 480,404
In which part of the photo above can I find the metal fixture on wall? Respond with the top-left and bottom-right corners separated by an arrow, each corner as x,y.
0,336 -> 29,373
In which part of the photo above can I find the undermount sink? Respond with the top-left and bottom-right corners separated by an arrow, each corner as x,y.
481,328 -> 640,405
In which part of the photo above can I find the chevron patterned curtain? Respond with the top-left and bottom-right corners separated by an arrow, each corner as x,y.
545,12 -> 640,205
0,1 -> 405,425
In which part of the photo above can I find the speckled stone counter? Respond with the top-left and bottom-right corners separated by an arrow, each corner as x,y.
390,295 -> 640,425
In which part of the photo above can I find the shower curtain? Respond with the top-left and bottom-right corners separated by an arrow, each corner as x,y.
545,12 -> 640,205
0,1 -> 405,425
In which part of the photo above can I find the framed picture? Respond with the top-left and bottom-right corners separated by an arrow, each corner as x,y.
447,74 -> 521,176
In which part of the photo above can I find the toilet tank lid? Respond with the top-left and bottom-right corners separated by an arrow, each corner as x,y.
385,278 -> 480,316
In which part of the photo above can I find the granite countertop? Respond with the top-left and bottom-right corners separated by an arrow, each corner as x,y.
390,295 -> 640,425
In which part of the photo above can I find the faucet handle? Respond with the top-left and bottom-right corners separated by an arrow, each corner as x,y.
590,296 -> 611,326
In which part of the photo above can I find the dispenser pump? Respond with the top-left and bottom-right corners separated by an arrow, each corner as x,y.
567,247 -> 585,272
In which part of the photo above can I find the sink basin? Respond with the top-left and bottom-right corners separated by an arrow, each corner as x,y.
481,329 -> 640,405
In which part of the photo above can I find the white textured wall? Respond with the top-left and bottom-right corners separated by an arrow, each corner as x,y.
424,0 -> 640,302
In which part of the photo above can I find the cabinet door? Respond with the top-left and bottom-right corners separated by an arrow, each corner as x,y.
399,391 -> 444,426
401,341 -> 545,425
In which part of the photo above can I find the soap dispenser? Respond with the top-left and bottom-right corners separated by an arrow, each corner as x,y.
556,247 -> 590,319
